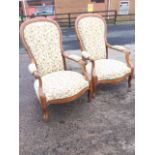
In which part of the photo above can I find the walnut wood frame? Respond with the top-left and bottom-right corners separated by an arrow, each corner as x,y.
20,17 -> 92,122
75,13 -> 134,97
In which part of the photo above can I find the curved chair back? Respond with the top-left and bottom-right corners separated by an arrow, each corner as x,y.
20,17 -> 65,76
75,14 -> 108,60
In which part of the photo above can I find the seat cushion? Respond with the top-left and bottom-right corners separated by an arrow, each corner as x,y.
86,59 -> 131,80
34,71 -> 89,101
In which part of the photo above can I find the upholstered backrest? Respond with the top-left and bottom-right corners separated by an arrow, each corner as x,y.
22,20 -> 64,76
76,15 -> 107,60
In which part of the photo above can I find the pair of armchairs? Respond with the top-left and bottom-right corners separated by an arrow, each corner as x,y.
20,14 -> 134,122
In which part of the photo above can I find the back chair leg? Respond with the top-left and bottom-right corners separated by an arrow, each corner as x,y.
128,74 -> 133,88
92,77 -> 97,98
87,88 -> 92,102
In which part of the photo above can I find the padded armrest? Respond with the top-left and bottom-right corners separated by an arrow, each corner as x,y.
81,51 -> 95,62
28,63 -> 37,74
107,43 -> 130,53
82,51 -> 91,59
66,54 -> 82,61
112,45 -> 128,51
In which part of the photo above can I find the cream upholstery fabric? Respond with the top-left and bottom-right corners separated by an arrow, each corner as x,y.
34,71 -> 89,101
77,17 -> 106,60
86,59 -> 131,80
112,45 -> 128,51
24,22 -> 64,76
28,63 -> 37,74
67,54 -> 82,61
82,51 -> 91,59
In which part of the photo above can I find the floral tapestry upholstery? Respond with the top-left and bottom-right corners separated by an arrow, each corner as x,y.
34,71 -> 89,101
24,22 -> 64,76
86,59 -> 131,80
77,17 -> 106,60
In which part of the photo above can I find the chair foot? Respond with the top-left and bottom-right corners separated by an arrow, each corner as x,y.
43,111 -> 48,122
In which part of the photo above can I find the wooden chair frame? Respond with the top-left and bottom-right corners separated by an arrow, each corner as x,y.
20,17 -> 92,121
75,13 -> 134,97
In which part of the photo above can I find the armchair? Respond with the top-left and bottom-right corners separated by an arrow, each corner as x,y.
75,14 -> 134,97
20,17 -> 92,121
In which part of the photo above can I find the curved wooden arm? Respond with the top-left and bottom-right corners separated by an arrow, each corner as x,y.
125,52 -> 134,74
34,71 -> 47,119
63,52 -> 90,81
28,61 -> 46,101
106,43 -> 130,52
106,43 -> 134,72
33,71 -> 45,97
34,71 -> 47,113
81,51 -> 96,83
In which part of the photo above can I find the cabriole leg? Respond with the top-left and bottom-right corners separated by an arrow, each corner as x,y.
40,95 -> 48,122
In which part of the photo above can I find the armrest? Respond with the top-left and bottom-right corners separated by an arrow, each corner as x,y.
107,43 -> 134,71
28,62 -> 44,98
28,63 -> 37,74
63,52 -> 83,62
63,52 -> 90,81
110,45 -> 129,51
81,51 -> 95,62
107,43 -> 130,53
28,63 -> 42,79
81,51 -> 96,82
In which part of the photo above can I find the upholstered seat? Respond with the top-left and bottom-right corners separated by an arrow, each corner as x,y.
34,71 -> 89,101
86,59 -> 131,80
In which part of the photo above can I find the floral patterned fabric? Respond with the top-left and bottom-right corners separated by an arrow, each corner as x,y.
24,22 -> 64,76
34,71 -> 89,101
77,17 -> 106,60
86,59 -> 131,80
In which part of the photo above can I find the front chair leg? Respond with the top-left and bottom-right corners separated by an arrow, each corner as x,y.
40,95 -> 48,122
42,108 -> 48,122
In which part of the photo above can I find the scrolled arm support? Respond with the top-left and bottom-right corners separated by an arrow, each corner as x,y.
63,52 -> 90,81
28,61 -> 45,100
81,51 -> 97,84
106,43 -> 134,73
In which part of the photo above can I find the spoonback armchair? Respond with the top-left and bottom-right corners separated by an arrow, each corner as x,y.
20,17 -> 92,121
75,14 -> 134,97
